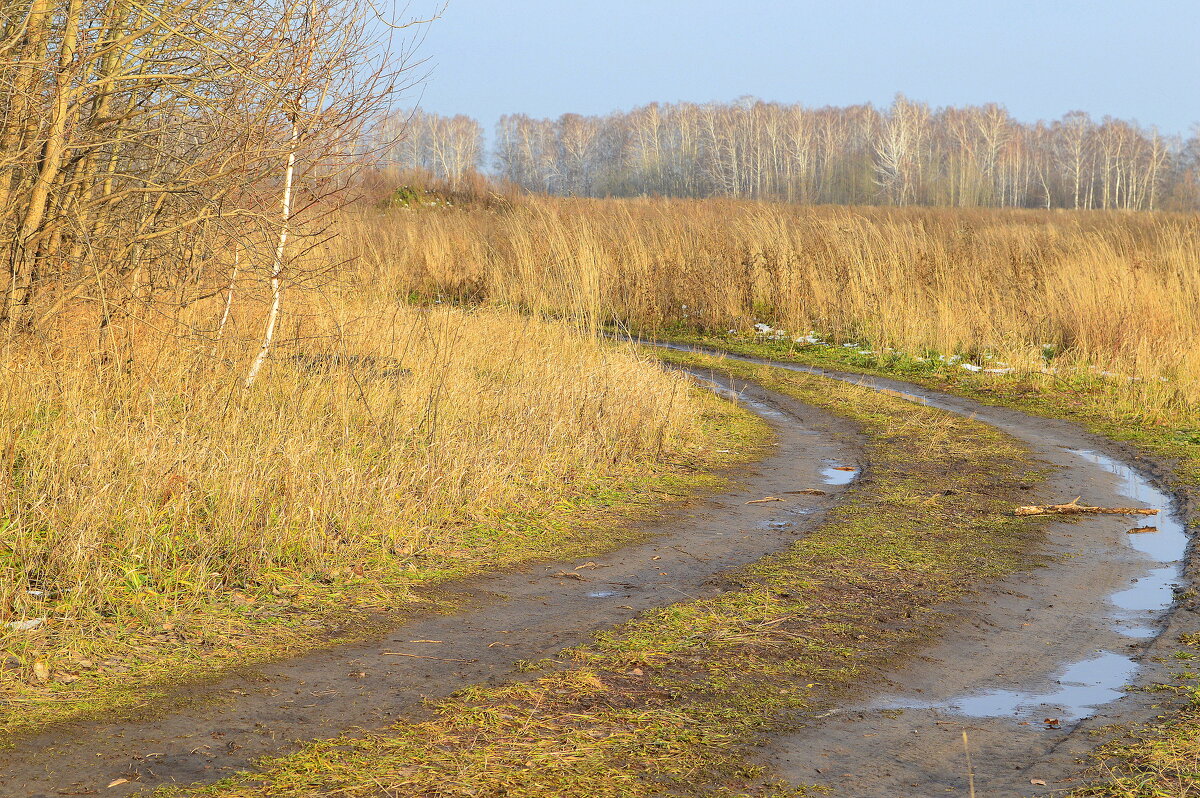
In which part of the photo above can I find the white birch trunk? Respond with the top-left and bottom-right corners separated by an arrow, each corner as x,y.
245,121 -> 297,388
211,246 -> 239,356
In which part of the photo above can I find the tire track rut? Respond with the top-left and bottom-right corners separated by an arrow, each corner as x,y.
8,345 -> 1194,798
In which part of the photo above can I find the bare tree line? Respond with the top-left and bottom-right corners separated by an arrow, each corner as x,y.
367,108 -> 482,189
0,0 -> 423,351
378,96 -> 1200,210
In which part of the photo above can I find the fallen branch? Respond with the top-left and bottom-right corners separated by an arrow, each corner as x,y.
552,571 -> 589,581
1014,497 -> 1159,517
746,497 -> 785,504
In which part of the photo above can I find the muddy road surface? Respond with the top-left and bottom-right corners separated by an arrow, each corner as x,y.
646,341 -> 1195,797
3,372 -> 865,797
4,350 -> 1193,798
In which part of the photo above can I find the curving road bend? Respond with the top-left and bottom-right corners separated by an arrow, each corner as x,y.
3,348 -> 1193,798
640,341 -> 1195,797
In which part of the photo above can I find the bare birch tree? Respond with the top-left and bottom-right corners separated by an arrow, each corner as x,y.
0,0 -> 432,351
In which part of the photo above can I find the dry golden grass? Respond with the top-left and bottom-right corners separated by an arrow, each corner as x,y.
0,278 -> 723,700
166,348 -> 1045,798
356,198 -> 1200,410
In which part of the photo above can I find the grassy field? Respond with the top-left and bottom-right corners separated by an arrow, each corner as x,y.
11,3 -> 1194,792
353,197 -> 1200,412
343,194 -> 1200,793
1068,677 -> 1200,798
6,192 -> 1197,792
0,295 -> 758,737
650,332 -> 1200,797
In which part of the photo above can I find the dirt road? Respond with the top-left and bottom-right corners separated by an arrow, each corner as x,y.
649,342 -> 1194,797
4,351 -> 1193,797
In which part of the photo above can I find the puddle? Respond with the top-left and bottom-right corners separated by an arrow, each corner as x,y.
1113,625 -> 1158,639
1111,567 -> 1180,612
820,462 -> 859,485
958,651 -> 1136,722
876,448 -> 1186,724
587,590 -> 621,599
1074,450 -> 1186,626
1074,450 -> 1189,564
881,652 -> 1138,723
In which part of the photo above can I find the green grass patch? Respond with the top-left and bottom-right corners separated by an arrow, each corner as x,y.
165,355 -> 1048,797
1065,645 -> 1200,798
653,329 -> 1200,487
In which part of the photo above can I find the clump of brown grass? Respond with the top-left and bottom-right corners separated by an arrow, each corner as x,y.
0,289 -> 712,685
350,197 -> 1200,410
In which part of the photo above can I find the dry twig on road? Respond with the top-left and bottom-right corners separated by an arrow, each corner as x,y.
1014,498 -> 1159,517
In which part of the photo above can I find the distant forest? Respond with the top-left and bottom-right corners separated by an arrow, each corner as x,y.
371,97 -> 1200,210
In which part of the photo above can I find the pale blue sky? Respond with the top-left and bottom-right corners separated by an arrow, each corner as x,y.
402,0 -> 1197,136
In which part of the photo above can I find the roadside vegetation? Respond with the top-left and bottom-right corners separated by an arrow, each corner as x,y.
166,351 -> 1047,798
670,334 -> 1200,798
661,331 -> 1199,481
1067,642 -> 1200,798
357,196 -> 1200,413
5,4 -> 1197,781
0,3 -> 756,744
0,298 -> 754,737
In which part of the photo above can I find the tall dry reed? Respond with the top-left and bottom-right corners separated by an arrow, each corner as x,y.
353,198 -> 1200,409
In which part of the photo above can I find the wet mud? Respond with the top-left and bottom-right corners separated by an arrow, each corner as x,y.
7,344 -> 1195,798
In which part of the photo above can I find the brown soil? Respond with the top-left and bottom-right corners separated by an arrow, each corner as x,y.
660,344 -> 1198,798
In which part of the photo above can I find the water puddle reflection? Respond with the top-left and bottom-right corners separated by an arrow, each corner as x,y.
659,341 -> 1190,726
877,448 -> 1186,724
820,462 -> 860,485
883,652 -> 1137,722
